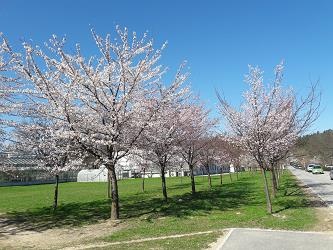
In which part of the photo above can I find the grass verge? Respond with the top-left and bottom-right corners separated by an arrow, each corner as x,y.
0,170 -> 317,249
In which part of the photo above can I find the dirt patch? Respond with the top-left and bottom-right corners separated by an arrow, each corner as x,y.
299,183 -> 333,232
313,207 -> 333,231
63,230 -> 224,250
0,218 -> 125,250
301,184 -> 327,208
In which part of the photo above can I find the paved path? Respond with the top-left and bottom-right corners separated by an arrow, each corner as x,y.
289,166 -> 333,207
218,228 -> 333,250
217,168 -> 333,250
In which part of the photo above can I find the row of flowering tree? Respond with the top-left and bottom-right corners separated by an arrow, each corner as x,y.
0,27 -> 320,218
0,27 -> 226,219
218,62 -> 320,213
0,27 -> 181,219
134,99 -> 222,200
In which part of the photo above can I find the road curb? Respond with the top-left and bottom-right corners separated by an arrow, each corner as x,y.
211,228 -> 234,250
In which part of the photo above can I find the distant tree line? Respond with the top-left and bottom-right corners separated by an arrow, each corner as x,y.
293,129 -> 333,166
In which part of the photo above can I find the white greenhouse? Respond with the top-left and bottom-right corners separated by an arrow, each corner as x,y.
77,167 -> 108,182
77,156 -> 139,182
76,152 -> 235,182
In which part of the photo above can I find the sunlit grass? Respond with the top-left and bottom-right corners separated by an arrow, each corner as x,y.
0,171 -> 317,249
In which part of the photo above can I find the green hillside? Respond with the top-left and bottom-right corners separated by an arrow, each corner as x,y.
294,129 -> 333,165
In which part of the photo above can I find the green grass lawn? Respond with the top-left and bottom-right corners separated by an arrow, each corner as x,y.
0,171 -> 317,249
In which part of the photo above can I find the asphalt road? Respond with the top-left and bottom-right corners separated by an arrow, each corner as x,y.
219,228 -> 333,250
289,166 -> 333,207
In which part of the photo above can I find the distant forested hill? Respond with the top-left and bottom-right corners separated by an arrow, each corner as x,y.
293,129 -> 333,165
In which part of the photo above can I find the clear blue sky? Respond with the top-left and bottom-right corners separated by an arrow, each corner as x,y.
1,0 -> 332,132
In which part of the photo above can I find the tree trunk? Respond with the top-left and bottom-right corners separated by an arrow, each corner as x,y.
272,164 -> 280,190
142,168 -> 145,193
180,171 -> 183,184
271,167 -> 277,198
190,166 -> 196,195
161,166 -> 168,202
229,171 -> 233,182
202,168 -> 205,182
220,168 -> 223,185
53,174 -> 59,211
276,168 -> 280,189
236,167 -> 239,180
107,171 -> 111,199
276,165 -> 280,182
261,167 -> 272,214
206,166 -> 212,190
108,166 -> 120,220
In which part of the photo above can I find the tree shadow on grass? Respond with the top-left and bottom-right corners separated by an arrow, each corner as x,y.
284,187 -> 303,197
273,174 -> 326,214
273,196 -> 325,214
0,176 -> 258,234
0,199 -> 111,235
121,178 -> 257,220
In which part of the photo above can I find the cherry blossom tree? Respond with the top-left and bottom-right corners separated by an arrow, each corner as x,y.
136,82 -> 191,202
13,121 -> 83,210
226,143 -> 244,180
218,62 -> 319,213
239,153 -> 257,174
177,104 -> 217,194
0,34 -> 22,145
264,81 -> 319,197
197,135 -> 229,190
3,27 -> 189,220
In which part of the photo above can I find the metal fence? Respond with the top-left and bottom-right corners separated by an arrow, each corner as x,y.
0,178 -> 76,187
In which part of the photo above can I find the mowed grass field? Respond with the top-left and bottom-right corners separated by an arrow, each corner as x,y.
0,171 -> 318,249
